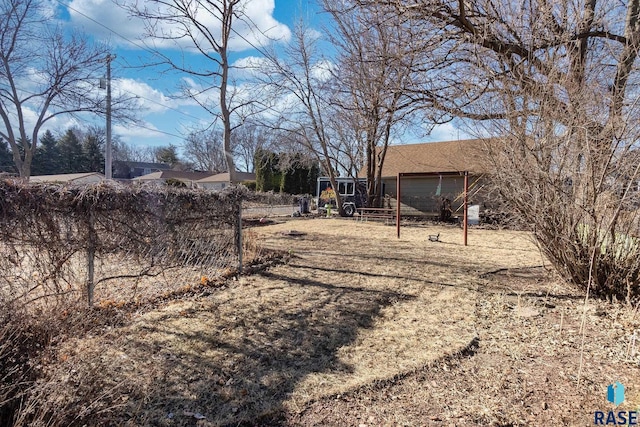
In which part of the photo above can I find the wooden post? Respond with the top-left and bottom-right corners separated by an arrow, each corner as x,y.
105,54 -> 115,179
235,200 -> 243,274
86,209 -> 96,307
463,171 -> 469,246
396,173 -> 401,238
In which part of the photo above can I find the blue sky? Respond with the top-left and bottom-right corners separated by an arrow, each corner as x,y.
50,0 -> 466,152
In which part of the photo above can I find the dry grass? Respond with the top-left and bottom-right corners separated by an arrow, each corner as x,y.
12,218 -> 640,426
21,218 -> 552,426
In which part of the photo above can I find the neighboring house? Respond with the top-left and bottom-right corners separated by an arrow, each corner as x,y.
361,139 -> 492,217
196,172 -> 256,191
113,161 -> 171,180
132,170 -> 216,187
29,172 -> 105,184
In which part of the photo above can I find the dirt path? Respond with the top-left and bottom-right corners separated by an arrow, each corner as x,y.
38,218 -> 640,426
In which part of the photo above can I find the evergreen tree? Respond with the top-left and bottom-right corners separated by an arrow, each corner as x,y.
32,130 -> 61,175
154,145 -> 180,167
282,154 -> 319,195
57,129 -> 84,173
15,137 -> 29,167
82,134 -> 104,173
255,150 -> 318,194
0,138 -> 16,174
254,149 -> 282,192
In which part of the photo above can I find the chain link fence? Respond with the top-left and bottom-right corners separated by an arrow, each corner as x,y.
243,191 -> 302,218
0,180 -> 248,309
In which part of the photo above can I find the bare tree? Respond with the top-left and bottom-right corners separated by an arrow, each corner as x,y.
324,1 -> 427,206
231,120 -> 279,173
0,0 -> 111,178
363,0 -> 640,300
113,139 -> 155,163
183,128 -> 227,172
259,22 -> 356,214
119,0 -> 270,183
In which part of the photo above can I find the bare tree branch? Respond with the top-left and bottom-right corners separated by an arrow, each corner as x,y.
0,0 -> 118,178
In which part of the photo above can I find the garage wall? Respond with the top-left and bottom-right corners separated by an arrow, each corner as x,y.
382,175 -> 487,217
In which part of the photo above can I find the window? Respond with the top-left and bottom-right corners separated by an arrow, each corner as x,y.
338,181 -> 354,196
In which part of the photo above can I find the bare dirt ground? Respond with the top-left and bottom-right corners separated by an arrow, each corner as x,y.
36,218 -> 640,426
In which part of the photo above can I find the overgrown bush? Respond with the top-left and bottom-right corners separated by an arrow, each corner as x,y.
242,180 -> 257,191
486,132 -> 640,302
0,297 -> 134,426
0,179 -> 247,308
0,302 -> 72,426
164,177 -> 187,187
0,309 -> 28,426
0,180 -> 256,425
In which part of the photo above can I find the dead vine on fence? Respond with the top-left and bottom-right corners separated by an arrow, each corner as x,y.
0,180 -> 248,308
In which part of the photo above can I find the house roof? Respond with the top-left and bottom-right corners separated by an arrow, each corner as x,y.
365,139 -> 491,178
29,172 -> 105,183
116,161 -> 171,170
133,170 -> 216,182
196,172 -> 256,183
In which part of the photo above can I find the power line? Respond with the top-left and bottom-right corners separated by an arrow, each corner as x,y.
55,0 -> 217,124
45,0 -> 289,143
133,122 -> 186,141
54,0 -> 158,57
132,93 -> 205,121
58,0 -> 279,70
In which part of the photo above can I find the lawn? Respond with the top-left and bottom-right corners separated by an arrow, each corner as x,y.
24,218 -> 640,426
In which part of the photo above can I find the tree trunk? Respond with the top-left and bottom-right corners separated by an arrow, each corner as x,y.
219,5 -> 237,184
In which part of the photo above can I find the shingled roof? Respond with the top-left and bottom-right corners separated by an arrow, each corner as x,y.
371,139 -> 491,178
133,170 -> 216,182
29,172 -> 105,183
196,172 -> 256,183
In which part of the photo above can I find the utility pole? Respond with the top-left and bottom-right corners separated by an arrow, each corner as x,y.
102,54 -> 115,179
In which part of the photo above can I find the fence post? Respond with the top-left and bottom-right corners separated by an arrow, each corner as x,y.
86,209 -> 97,307
235,200 -> 243,274
463,171 -> 469,247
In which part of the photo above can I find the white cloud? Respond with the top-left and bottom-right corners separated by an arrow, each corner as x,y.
114,78 -> 182,114
109,81 -> 204,145
230,0 -> 291,49
423,122 -> 473,143
1,104 -> 81,143
40,0 -> 60,19
67,0 -> 139,46
311,59 -> 334,82
114,122 -> 162,140
181,77 -> 220,111
67,0 -> 291,52
180,74 -> 278,121
1,78 -> 189,149
231,56 -> 269,80
18,67 -> 50,95
114,120 -> 185,148
305,28 -> 322,42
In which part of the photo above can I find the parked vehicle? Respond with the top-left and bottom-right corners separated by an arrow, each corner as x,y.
316,177 -> 367,217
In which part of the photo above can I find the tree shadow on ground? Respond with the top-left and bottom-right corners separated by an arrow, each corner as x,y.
86,269 -> 415,426
277,263 -> 478,292
478,266 -> 584,301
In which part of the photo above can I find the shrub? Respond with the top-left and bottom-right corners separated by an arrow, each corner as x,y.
242,180 -> 257,191
165,177 -> 187,187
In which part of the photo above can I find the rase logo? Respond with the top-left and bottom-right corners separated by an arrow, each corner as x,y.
595,381 -> 639,425
608,382 -> 626,406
